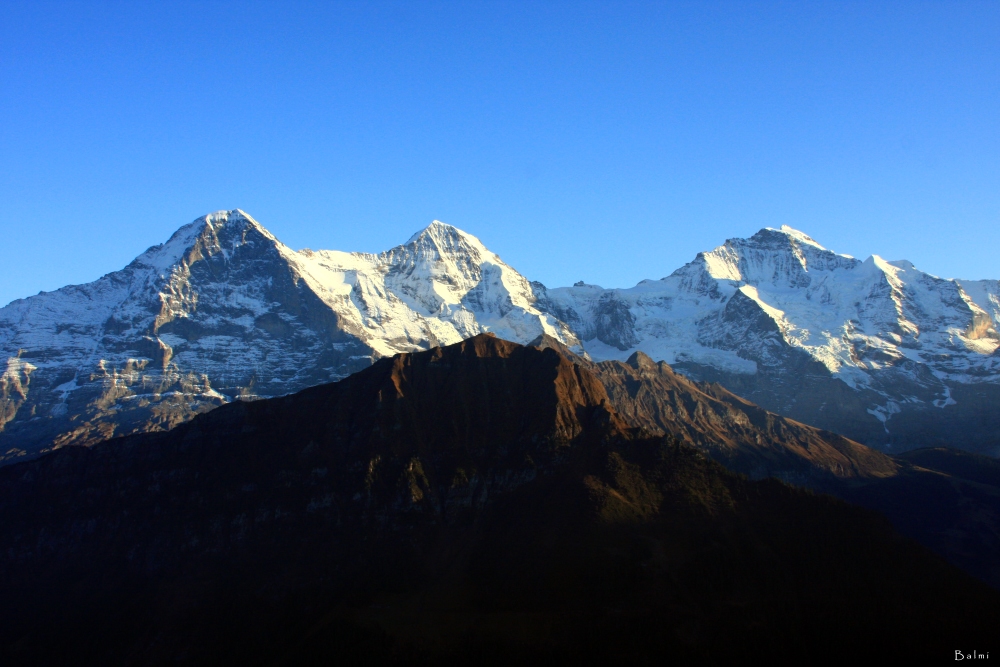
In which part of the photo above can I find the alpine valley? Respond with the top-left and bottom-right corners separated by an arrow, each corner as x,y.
3,210 -> 999,463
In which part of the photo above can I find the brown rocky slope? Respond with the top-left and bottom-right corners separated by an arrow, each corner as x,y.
532,335 -> 898,484
527,336 -> 1000,590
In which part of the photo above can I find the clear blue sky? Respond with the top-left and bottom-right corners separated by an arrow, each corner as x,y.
1,1 -> 998,307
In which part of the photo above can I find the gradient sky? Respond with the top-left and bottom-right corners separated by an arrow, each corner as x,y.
1,1 -> 998,308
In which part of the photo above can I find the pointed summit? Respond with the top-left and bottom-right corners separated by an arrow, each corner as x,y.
199,209 -> 276,242
528,333 -> 592,363
134,209 -> 280,273
406,219 -> 446,243
749,225 -> 828,252
767,224 -> 827,250
391,220 -> 497,285
405,220 -> 487,252
416,219 -> 454,233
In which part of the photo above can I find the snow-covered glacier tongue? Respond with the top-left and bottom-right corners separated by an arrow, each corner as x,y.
532,225 -> 1000,456
0,211 -> 579,464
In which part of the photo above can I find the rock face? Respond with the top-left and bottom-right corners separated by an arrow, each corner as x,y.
1,335 -> 996,664
535,226 -> 1000,455
0,211 -> 578,462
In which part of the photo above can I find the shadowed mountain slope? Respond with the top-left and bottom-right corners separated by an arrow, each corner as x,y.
531,335 -> 898,485
0,335 -> 997,665
529,335 -> 1000,589
838,447 -> 1000,590
531,336 -> 1000,588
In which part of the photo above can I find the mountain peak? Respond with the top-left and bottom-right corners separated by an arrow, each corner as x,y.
529,333 -> 592,363
203,209 -> 272,237
406,219 -> 484,248
134,209 -> 277,272
395,220 -> 498,275
195,208 -> 250,229
625,350 -> 659,372
407,219 -> 452,241
759,225 -> 827,251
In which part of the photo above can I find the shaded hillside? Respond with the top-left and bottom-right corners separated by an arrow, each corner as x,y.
899,447 -> 1000,488
0,335 -> 996,665
528,335 -> 1000,590
597,352 -> 897,484
530,334 -> 897,485
839,448 -> 1000,589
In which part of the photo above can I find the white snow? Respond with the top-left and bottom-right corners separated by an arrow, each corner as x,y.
542,224 -> 1000,401
284,218 -> 581,357
769,225 -> 827,250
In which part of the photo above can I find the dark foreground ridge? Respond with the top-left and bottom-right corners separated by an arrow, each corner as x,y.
0,334 -> 997,665
527,336 -> 1000,590
531,334 -> 900,485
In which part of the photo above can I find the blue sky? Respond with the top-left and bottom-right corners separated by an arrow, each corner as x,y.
1,1 -> 998,307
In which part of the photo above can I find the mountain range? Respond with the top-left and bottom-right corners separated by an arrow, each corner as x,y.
3,210 -> 999,462
535,225 -> 1000,454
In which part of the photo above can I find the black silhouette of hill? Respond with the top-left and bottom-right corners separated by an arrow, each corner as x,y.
0,335 -> 996,665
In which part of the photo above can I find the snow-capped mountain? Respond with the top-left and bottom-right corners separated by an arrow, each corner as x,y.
533,226 -> 1000,454
3,212 -> 1000,462
0,210 -> 578,462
